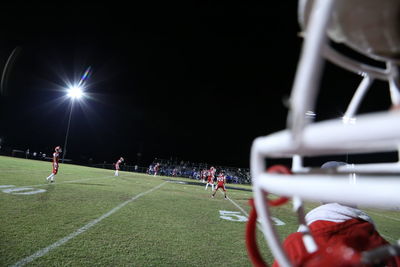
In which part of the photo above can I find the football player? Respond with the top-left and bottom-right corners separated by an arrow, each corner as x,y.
154,162 -> 160,176
211,171 -> 227,199
202,168 -> 209,183
205,166 -> 216,190
114,157 -> 124,176
46,146 -> 62,183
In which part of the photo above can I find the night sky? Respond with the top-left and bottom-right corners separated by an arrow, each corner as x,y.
0,3 -> 392,168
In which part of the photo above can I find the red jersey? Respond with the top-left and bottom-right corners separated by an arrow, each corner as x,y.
273,217 -> 400,267
53,152 -> 59,164
216,174 -> 225,186
115,159 -> 123,170
52,152 -> 60,174
207,174 -> 214,183
208,168 -> 216,178
214,174 -> 226,191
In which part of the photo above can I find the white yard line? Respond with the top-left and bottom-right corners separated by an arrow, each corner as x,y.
367,211 -> 400,242
380,234 -> 397,242
224,194 -> 250,217
367,210 -> 400,222
0,169 -> 47,173
11,181 -> 167,267
217,191 -> 265,231
18,174 -> 127,188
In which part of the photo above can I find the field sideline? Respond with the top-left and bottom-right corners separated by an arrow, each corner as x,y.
1,156 -> 399,266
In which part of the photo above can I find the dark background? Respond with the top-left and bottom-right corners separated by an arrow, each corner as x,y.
0,3 -> 393,168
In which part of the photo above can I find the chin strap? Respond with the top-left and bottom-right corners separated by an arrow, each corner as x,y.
265,165 -> 291,206
246,165 -> 292,267
246,198 -> 268,267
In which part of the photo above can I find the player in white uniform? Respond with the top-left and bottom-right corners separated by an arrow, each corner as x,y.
201,169 -> 207,183
46,146 -> 62,183
205,167 -> 216,191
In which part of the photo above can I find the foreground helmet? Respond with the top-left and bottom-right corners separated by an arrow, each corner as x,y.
299,0 -> 400,62
248,0 -> 400,266
55,146 -> 62,153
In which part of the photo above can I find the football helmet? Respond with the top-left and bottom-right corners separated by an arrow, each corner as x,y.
55,146 -> 62,153
247,0 -> 400,266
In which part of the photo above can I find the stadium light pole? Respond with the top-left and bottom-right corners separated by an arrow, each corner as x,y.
62,86 -> 83,163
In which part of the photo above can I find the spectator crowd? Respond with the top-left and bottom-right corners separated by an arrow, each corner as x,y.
147,158 -> 251,184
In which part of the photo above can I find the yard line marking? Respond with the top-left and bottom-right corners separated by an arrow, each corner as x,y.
224,194 -> 249,217
0,169 -> 45,173
218,191 -> 265,231
11,181 -> 167,267
366,211 -> 400,242
380,234 -> 397,242
367,211 -> 400,222
17,174 -> 129,188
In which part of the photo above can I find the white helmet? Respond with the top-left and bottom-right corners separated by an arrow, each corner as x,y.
248,1 -> 400,266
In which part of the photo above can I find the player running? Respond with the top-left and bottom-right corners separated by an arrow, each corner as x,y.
46,146 -> 62,183
205,166 -> 216,191
114,157 -> 124,176
211,171 -> 227,199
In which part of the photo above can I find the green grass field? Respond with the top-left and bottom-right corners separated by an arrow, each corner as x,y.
1,156 -> 399,266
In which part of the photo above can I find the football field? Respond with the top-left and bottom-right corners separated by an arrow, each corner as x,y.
1,156 -> 399,266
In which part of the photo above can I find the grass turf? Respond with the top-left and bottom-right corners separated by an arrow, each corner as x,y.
1,156 -> 399,266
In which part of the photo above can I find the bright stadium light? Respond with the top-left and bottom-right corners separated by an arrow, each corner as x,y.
67,86 -> 83,99
61,66 -> 92,163
62,86 -> 85,163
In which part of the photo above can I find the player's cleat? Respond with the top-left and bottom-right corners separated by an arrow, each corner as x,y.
224,196 -> 227,199
211,195 -> 214,199
50,180 -> 54,183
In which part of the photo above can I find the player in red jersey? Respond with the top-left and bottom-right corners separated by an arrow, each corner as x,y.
201,169 -> 207,183
205,166 -> 216,190
46,146 -> 62,183
114,157 -> 124,176
211,171 -> 227,199
154,163 -> 160,176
